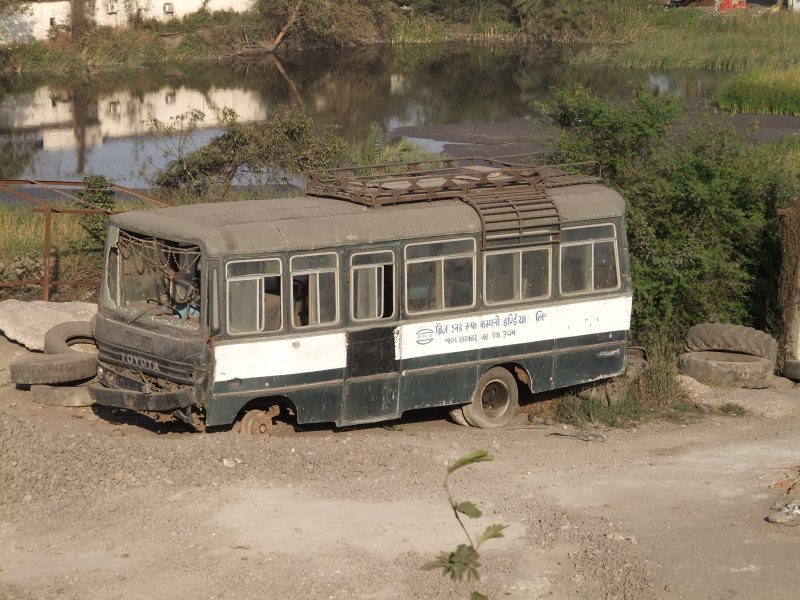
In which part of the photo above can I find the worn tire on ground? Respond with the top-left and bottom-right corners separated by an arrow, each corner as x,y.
10,352 -> 97,385
462,367 -> 519,429
784,360 -> 800,382
43,320 -> 96,355
685,323 -> 778,367
679,351 -> 772,389
30,381 -> 95,407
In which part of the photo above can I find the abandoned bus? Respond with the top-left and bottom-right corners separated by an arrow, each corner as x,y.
89,158 -> 632,432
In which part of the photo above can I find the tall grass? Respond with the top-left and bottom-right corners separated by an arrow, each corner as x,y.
80,28 -> 166,69
0,205 -> 89,260
2,41 -> 85,75
389,14 -> 456,44
714,69 -> 800,116
0,197 -> 160,262
593,12 -> 800,71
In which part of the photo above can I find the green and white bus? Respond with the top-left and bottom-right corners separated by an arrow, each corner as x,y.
90,158 -> 632,432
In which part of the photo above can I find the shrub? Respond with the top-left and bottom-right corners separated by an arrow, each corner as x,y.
73,174 -> 116,253
543,86 -> 794,341
149,108 -> 344,196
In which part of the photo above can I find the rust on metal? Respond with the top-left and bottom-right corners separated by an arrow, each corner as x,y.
0,179 -> 171,300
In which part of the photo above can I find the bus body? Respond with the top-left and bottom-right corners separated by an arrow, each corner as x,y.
89,159 -> 632,430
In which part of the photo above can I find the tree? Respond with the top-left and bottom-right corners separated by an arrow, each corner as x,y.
149,108 -> 344,197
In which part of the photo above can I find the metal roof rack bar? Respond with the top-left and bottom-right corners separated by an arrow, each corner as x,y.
307,158 -> 601,207
307,158 -> 601,249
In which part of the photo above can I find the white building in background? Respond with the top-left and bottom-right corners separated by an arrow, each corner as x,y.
0,83 -> 266,149
0,82 -> 267,184
1,0 -> 252,44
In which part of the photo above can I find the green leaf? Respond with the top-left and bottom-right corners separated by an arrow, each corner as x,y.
456,501 -> 482,519
470,592 -> 489,600
476,523 -> 507,548
448,449 -> 492,473
422,545 -> 481,582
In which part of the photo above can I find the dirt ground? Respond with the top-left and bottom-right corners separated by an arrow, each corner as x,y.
1,335 -> 799,600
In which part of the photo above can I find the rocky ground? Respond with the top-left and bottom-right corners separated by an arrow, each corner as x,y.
1,329 -> 799,600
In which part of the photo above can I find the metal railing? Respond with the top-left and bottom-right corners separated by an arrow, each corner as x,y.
0,179 -> 171,301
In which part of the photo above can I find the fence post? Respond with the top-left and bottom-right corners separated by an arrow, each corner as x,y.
42,208 -> 52,301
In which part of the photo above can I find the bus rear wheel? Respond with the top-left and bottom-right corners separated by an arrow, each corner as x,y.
462,367 -> 518,429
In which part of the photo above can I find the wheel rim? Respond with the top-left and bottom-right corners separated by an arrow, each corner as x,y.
240,411 -> 272,435
481,380 -> 511,418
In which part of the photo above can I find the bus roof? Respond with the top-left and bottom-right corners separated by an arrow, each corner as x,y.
110,183 -> 624,256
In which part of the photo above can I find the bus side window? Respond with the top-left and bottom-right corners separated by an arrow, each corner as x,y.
485,247 -> 551,305
405,239 -> 475,315
291,253 -> 339,328
351,250 -> 395,321
226,259 -> 282,335
560,238 -> 619,295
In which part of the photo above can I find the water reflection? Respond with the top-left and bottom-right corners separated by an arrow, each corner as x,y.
0,44 -> 731,187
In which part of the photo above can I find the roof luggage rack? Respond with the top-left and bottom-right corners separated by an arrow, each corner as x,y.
307,157 -> 602,249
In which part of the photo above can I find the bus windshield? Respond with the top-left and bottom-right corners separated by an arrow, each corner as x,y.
102,227 -> 203,331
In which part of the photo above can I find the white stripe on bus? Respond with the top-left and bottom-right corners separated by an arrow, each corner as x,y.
397,295 -> 632,360
214,332 -> 347,382
213,295 -> 632,382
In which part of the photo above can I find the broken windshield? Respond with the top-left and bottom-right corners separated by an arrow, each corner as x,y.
102,227 -> 203,331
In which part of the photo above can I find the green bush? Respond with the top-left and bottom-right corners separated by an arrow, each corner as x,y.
73,174 -> 116,253
543,86 -> 794,341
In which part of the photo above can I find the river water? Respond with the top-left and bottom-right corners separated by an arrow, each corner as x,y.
0,44 -> 730,188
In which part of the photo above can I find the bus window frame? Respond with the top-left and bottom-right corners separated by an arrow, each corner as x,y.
225,257 -> 283,336
558,223 -> 621,297
483,245 -> 552,307
403,237 -> 477,316
349,249 -> 396,323
290,251 -> 341,330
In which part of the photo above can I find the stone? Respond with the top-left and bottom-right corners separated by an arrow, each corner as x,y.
0,299 -> 97,351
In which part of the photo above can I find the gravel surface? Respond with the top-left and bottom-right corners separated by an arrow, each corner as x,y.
2,335 -> 799,600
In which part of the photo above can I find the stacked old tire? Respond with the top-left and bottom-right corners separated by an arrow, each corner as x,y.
9,320 -> 97,406
680,323 -> 778,388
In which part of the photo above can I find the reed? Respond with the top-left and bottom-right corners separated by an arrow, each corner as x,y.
389,14 -> 454,44
596,12 -> 800,71
714,69 -> 800,116
79,28 -> 166,69
3,41 -> 85,75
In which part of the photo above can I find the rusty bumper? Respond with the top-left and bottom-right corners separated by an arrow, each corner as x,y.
89,384 -> 195,412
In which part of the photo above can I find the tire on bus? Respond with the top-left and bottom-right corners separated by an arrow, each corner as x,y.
462,366 -> 519,429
